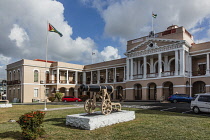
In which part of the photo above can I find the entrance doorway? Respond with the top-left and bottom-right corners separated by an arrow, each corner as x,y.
163,81 -> 173,100
134,84 -> 142,100
148,83 -> 157,100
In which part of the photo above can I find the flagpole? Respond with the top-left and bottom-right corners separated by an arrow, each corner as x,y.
152,12 -> 154,33
44,21 -> 49,110
91,52 -> 93,64
92,51 -> 94,64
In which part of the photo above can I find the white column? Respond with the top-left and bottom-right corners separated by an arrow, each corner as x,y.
90,71 -> 92,84
164,55 -> 168,71
138,59 -> 141,74
158,53 -> 162,77
105,69 -> 108,83
175,50 -> 179,75
114,68 -> 116,83
133,61 -> 136,76
66,70 -> 69,84
130,58 -> 133,80
83,72 -> 86,84
75,71 -> 78,84
143,56 -> 147,78
52,70 -> 54,83
180,49 -> 185,76
185,53 -> 188,72
97,70 -> 100,84
189,56 -> 192,76
206,53 -> 210,75
150,58 -> 154,73
124,66 -> 126,81
126,59 -> 129,81
57,68 -> 59,84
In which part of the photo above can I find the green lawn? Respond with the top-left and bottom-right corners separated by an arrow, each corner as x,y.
0,105 -> 210,140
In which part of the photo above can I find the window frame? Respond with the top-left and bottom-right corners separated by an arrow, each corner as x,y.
34,70 -> 39,82
34,89 -> 38,97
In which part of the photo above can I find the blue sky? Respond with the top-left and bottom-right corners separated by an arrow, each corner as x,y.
1,0 -> 210,79
57,0 -> 123,60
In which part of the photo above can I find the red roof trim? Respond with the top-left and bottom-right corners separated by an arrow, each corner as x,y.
33,59 -> 56,63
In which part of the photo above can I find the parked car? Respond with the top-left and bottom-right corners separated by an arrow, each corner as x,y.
167,94 -> 193,103
191,93 -> 210,114
62,96 -> 82,102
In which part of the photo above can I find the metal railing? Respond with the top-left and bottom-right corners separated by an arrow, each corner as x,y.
147,73 -> 158,78
192,71 -> 206,76
133,74 -> 143,79
7,80 -> 21,85
161,71 -> 175,77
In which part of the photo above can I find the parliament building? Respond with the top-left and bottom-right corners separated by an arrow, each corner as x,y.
6,25 -> 210,103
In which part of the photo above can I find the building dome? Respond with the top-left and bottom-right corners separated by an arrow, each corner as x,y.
167,25 -> 179,30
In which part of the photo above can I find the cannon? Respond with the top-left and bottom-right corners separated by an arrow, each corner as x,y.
80,84 -> 121,115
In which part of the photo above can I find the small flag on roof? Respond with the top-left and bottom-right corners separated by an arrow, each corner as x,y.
152,13 -> 157,18
48,23 -> 63,37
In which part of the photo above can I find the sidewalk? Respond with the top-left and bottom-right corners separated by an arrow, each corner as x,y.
38,106 -> 83,111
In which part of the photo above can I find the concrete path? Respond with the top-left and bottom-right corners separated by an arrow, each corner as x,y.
38,106 -> 83,111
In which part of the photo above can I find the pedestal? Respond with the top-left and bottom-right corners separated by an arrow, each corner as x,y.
66,110 -> 135,130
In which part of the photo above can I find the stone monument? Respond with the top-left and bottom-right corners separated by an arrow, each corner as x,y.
66,84 -> 135,130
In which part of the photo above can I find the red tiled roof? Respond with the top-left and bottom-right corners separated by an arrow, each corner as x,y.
33,59 -> 56,63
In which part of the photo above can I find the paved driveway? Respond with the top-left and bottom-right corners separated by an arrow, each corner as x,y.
120,101 -> 210,117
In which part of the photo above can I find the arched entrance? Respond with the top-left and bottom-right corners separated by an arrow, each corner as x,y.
69,88 -> 74,96
78,88 -> 82,97
116,86 -> 123,100
134,84 -> 142,100
51,88 -> 56,93
148,83 -> 157,100
59,87 -> 66,95
186,81 -> 190,96
192,81 -> 206,96
163,81 -> 173,99
86,92 -> 90,98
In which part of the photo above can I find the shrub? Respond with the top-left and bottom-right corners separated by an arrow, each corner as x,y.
55,92 -> 64,101
48,96 -> 56,102
17,111 -> 46,140
78,95 -> 89,101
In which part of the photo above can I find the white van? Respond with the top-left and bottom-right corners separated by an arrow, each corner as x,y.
191,93 -> 210,114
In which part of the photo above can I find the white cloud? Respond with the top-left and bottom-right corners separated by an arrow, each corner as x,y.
100,46 -> 121,61
0,54 -> 11,65
0,66 -> 6,79
190,27 -> 204,34
83,0 -> 210,41
8,24 -> 29,47
0,54 -> 12,79
0,0 -> 122,79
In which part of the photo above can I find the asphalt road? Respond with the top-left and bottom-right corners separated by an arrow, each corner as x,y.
121,101 -> 210,117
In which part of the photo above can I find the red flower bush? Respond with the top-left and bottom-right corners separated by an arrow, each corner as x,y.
17,111 -> 46,140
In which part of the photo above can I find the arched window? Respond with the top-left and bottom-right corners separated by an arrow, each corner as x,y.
9,72 -> 12,81
13,71 -> 16,80
46,71 -> 50,83
17,70 -> 20,80
34,70 -> 39,82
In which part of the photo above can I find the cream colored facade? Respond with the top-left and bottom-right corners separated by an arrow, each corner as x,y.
6,25 -> 210,103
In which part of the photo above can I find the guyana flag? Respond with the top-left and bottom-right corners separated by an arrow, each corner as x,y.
48,23 -> 63,37
152,13 -> 157,18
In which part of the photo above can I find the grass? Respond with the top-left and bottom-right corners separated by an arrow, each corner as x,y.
0,105 -> 210,140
